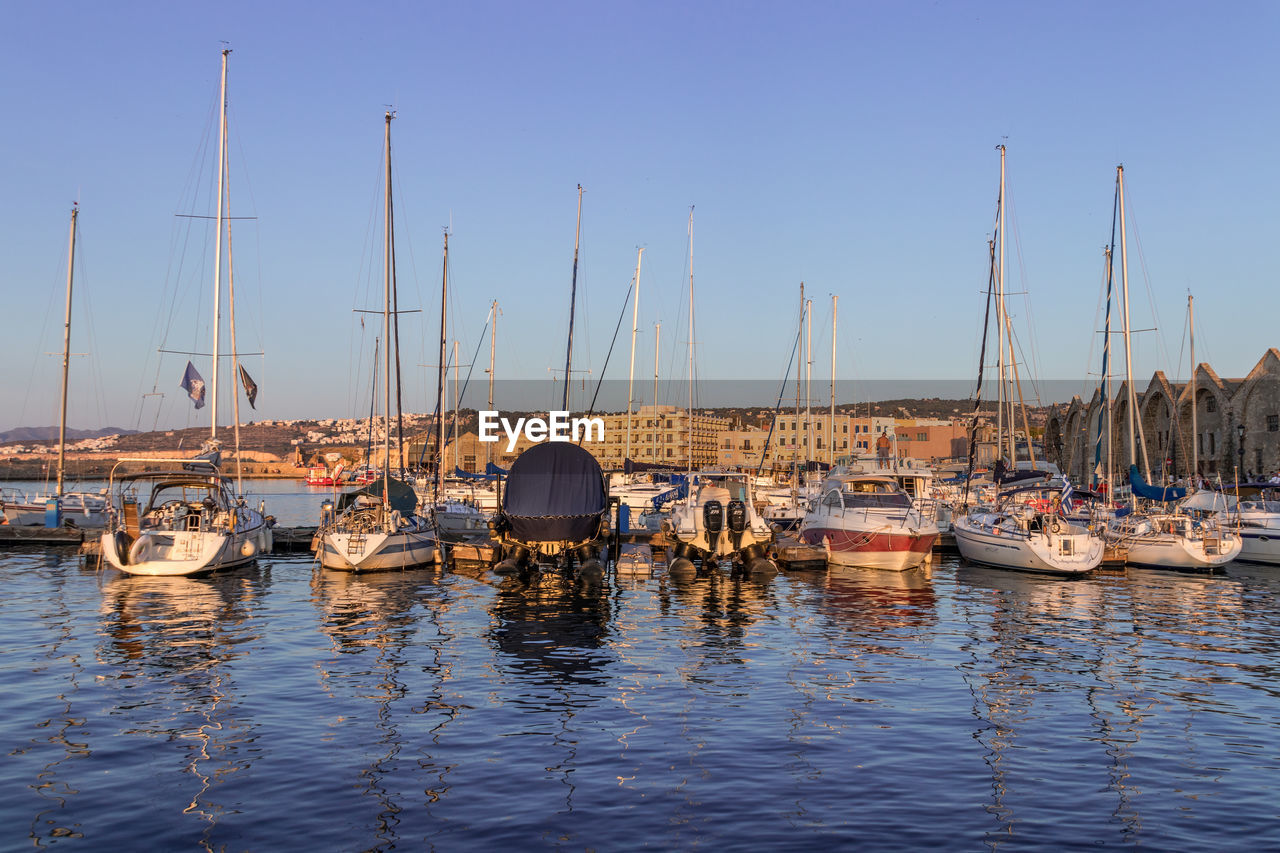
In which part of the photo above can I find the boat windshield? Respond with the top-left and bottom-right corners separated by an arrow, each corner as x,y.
145,480 -> 228,514
703,476 -> 750,502
840,480 -> 911,509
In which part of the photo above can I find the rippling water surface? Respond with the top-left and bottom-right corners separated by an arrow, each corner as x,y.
3,548 -> 1279,849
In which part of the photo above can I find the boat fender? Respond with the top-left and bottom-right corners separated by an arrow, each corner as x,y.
241,540 -> 257,558
128,533 -> 152,564
113,531 -> 132,565
669,556 -> 697,577
992,527 -> 1001,536
746,557 -> 778,577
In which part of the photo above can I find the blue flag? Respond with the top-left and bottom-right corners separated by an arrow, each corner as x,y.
181,361 -> 206,410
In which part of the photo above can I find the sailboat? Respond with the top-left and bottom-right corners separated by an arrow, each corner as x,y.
100,49 -> 272,576
2,204 -> 108,528
1098,165 -> 1239,570
951,146 -> 1105,576
315,111 -> 437,572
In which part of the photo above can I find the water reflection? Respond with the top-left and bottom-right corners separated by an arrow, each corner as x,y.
311,566 -> 460,849
26,554 -> 88,847
96,568 -> 265,849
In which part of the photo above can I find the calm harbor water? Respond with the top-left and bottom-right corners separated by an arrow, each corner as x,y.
3,546 -> 1280,849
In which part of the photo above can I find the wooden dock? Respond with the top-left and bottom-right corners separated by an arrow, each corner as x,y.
771,537 -> 828,571
0,525 -> 91,547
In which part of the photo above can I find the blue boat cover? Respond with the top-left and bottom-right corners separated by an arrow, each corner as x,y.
1128,465 -> 1187,502
502,442 -> 606,543
486,462 -> 509,476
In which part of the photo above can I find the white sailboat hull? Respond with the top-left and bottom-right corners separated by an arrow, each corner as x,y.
101,515 -> 271,577
318,529 -> 437,571
953,513 -> 1104,576
1121,533 -> 1240,569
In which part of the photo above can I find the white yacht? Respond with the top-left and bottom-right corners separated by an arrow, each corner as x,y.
800,473 -> 939,571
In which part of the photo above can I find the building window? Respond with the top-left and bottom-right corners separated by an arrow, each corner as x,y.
917,432 -> 927,441
1205,396 -> 1217,413
1269,414 -> 1279,432
1209,432 -> 1216,455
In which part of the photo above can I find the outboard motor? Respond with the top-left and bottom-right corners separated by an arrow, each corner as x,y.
727,499 -> 747,550
703,500 -> 723,537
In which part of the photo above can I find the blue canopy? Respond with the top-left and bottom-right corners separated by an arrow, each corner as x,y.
501,443 -> 606,543
486,461 -> 509,476
1129,464 -> 1187,502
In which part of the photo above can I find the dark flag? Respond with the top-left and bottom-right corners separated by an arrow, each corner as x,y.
180,361 -> 206,409
239,365 -> 259,409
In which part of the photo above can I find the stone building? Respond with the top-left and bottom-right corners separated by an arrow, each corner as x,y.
1045,349 -> 1280,484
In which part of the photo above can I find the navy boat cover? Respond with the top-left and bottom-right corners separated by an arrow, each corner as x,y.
502,442 -> 606,543
1128,464 -> 1187,502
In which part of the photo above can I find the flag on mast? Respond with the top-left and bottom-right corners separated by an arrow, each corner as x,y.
239,365 -> 259,409
180,361 -> 206,409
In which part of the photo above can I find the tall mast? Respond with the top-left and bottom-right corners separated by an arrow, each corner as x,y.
435,232 -> 449,504
487,299 -> 497,467
452,340 -> 460,471
210,48 -> 230,439
687,206 -> 694,475
56,204 -> 77,496
382,110 -> 393,506
995,145 -> 1006,463
794,284 -> 803,500
652,322 -> 660,464
1190,292 -> 1198,479
806,297 -> 813,467
562,184 -> 583,411
1117,165 -> 1149,482
830,294 -> 837,466
625,248 -> 643,463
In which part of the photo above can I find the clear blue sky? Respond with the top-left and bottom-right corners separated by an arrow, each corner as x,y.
3,1 -> 1277,431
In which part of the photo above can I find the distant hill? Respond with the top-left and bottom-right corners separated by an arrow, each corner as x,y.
0,426 -> 138,444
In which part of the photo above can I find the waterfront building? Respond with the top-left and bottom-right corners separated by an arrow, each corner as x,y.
1045,349 -> 1280,484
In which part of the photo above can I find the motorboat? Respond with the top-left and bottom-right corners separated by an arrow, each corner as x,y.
663,471 -> 776,574
799,473 -> 939,571
490,442 -> 609,574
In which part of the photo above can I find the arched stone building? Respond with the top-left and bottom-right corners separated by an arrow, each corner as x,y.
1045,348 -> 1280,485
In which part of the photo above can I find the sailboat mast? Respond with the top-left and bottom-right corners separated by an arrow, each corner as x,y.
382,110 -> 393,504
794,283 -> 802,501
453,340 -> 460,471
652,322 -> 660,464
56,204 -> 77,497
995,144 -> 1006,463
625,248 -> 643,463
487,299 -> 497,467
1190,292 -> 1198,478
806,297 -> 813,467
1117,165 -> 1146,481
562,184 -> 583,411
210,48 -> 229,440
435,233 -> 448,504
687,206 -> 694,476
830,294 -> 837,467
